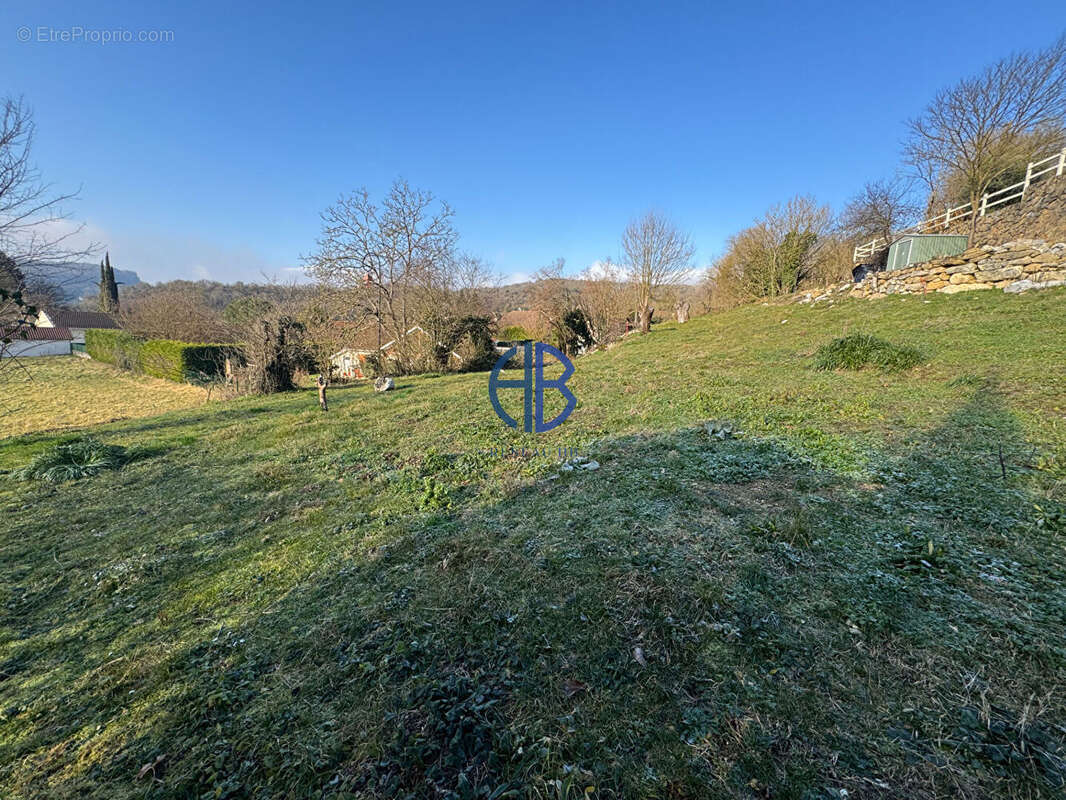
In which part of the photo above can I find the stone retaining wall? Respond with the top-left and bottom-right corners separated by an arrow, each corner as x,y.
800,239 -> 1066,303
944,177 -> 1066,248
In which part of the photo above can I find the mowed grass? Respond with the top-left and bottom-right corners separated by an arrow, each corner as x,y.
1,357 -> 210,438
1,288 -> 1065,799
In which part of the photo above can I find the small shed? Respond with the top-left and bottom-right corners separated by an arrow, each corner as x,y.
886,234 -> 968,271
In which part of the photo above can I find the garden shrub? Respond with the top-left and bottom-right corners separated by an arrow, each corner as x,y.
814,333 -> 925,372
499,325 -> 533,341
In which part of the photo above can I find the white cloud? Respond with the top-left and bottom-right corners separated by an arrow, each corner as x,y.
583,259 -> 626,280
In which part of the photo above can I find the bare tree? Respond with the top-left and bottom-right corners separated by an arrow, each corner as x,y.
0,97 -> 96,276
578,260 -> 634,344
452,254 -> 496,317
305,179 -> 462,373
530,258 -> 576,350
1,252 -> 30,327
1,251 -> 37,385
621,211 -> 694,333
417,252 -> 496,361
904,35 -> 1066,239
221,284 -> 312,394
1,96 -> 96,370
232,312 -> 306,394
296,286 -> 370,376
839,178 -> 921,258
811,234 -> 858,287
120,286 -> 229,342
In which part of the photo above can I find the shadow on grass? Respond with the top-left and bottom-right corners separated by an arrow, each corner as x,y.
1,385 -> 1064,798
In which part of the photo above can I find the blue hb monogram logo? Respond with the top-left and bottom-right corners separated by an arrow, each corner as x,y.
488,341 -> 576,432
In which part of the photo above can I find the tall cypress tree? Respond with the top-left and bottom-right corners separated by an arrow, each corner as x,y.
98,252 -> 119,313
98,261 -> 108,311
107,253 -> 119,312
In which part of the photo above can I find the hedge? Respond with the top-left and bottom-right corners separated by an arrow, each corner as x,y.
85,329 -> 143,372
85,329 -> 228,383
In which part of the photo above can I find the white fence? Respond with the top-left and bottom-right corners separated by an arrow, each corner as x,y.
853,148 -> 1066,263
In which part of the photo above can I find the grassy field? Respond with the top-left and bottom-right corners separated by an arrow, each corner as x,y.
1,289 -> 1065,798
1,357 -> 210,439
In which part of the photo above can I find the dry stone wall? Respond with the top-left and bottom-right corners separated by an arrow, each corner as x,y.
800,239 -> 1066,304
942,177 -> 1066,247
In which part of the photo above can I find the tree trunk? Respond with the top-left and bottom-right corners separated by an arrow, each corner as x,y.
639,306 -> 652,334
968,191 -> 981,246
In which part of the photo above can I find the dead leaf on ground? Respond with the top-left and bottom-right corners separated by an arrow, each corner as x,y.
562,678 -> 588,698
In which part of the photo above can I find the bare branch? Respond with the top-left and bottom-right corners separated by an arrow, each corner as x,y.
839,177 -> 921,257
1,96 -> 99,372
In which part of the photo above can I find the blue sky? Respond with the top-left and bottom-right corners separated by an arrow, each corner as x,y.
2,0 -> 1063,284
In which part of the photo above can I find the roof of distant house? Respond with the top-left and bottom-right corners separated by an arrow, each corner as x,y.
330,323 -> 431,353
496,309 -> 538,332
41,308 -> 119,330
1,325 -> 73,341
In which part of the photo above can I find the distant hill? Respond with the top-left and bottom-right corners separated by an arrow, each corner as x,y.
480,278 -> 702,315
480,279 -> 580,314
116,277 -> 586,316
119,279 -> 313,310
39,262 -> 143,304
116,277 -> 702,317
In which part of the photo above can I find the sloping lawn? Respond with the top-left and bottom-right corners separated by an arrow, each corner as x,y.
1,357 -> 210,439
1,289 -> 1065,798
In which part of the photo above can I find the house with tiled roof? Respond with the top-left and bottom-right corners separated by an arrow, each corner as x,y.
36,308 -> 119,348
328,326 -> 384,380
328,325 -> 463,379
0,324 -> 73,357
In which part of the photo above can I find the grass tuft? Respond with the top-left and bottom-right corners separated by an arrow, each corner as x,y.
814,332 -> 925,372
14,437 -> 128,482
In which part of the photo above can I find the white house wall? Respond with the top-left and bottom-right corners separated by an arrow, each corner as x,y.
2,339 -> 72,357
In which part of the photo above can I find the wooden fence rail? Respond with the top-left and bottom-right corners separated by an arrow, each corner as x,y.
853,148 -> 1066,263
